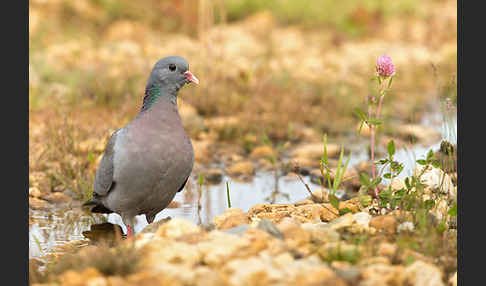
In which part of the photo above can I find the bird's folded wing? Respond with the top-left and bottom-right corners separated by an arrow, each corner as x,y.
93,129 -> 120,197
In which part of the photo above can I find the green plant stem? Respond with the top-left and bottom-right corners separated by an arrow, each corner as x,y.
370,125 -> 377,196
375,93 -> 386,127
368,94 -> 378,198
226,181 -> 232,208
371,81 -> 388,198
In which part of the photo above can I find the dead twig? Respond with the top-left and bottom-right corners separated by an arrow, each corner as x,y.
293,165 -> 340,216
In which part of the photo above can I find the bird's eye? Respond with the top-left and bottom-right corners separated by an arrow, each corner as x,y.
168,64 -> 176,72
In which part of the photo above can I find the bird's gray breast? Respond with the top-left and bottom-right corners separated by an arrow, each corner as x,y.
107,111 -> 194,216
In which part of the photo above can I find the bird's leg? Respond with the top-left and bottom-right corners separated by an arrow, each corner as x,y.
122,215 -> 136,238
126,225 -> 132,237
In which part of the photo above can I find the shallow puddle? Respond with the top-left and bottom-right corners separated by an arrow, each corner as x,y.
29,110 -> 456,259
29,172 -> 323,258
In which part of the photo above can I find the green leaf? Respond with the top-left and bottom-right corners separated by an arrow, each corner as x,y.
447,203 -> 457,216
383,173 -> 392,179
411,176 -> 418,185
378,159 -> 389,165
333,146 -> 344,192
378,189 -> 392,202
427,149 -> 435,161
358,121 -> 364,134
322,134 -> 333,189
322,134 -> 328,165
265,156 -> 277,164
394,189 -> 406,197
261,132 -> 271,145
431,161 -> 440,168
359,194 -> 372,207
405,255 -> 416,266
424,199 -> 435,210
416,159 -> 427,165
370,177 -> 382,188
436,221 -> 447,234
367,118 -> 382,126
343,152 -> 351,175
405,177 -> 411,190
359,173 -> 370,186
390,162 -> 404,175
32,235 -> 44,256
333,147 -> 350,192
354,108 -> 367,121
329,194 -> 340,210
387,140 -> 395,157
198,174 -> 205,186
395,164 -> 404,175
339,208 -> 353,215
387,76 -> 393,89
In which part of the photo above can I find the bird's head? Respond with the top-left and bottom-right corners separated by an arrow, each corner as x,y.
146,56 -> 199,93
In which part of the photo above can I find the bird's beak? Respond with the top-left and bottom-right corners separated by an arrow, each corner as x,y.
184,71 -> 199,85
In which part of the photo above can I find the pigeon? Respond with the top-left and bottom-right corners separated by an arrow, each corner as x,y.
83,56 -> 199,237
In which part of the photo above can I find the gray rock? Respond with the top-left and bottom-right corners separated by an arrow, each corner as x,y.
257,219 -> 284,239
200,222 -> 217,232
334,266 -> 361,285
224,224 -> 250,236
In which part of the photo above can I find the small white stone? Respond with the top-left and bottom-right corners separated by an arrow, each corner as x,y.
414,165 -> 455,197
353,212 -> 372,228
397,222 -> 414,233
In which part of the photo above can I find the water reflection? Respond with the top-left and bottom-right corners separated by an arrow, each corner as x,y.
29,208 -> 105,258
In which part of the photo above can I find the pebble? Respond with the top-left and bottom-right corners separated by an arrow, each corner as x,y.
42,192 -> 72,204
203,168 -> 223,184
396,124 -> 441,145
405,261 -> 445,286
226,161 -> 255,178
328,213 -> 356,231
369,215 -> 397,234
353,212 -> 372,228
397,221 -> 415,233
213,208 -> 249,229
414,165 -> 455,197
249,145 -> 276,159
449,271 -> 457,286
291,143 -> 340,160
29,187 -> 42,198
224,224 -> 250,236
377,242 -> 398,258
257,219 -> 284,239
155,218 -> 201,239
29,197 -> 50,210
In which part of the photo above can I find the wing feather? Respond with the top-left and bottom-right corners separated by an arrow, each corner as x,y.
93,129 -> 120,197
